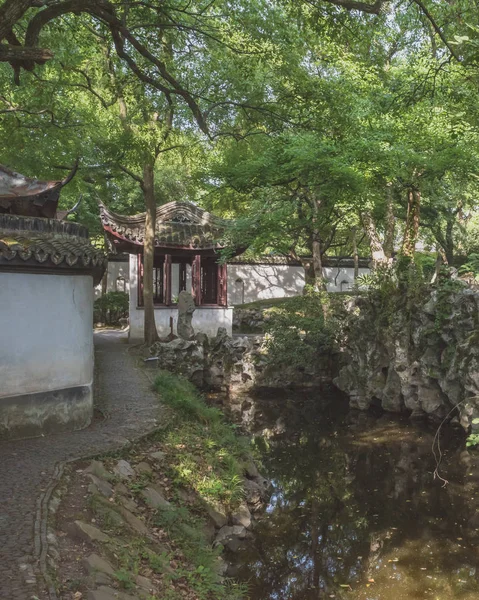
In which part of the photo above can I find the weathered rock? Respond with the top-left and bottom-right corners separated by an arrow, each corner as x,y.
150,338 -> 205,386
231,503 -> 252,529
334,288 -> 479,430
135,462 -> 152,476
83,553 -> 116,576
214,525 -> 246,551
91,571 -> 113,586
113,460 -> 135,479
114,482 -> 130,496
87,587 -> 140,600
85,461 -> 113,481
88,474 -> 114,499
72,521 -> 111,544
118,495 -> 138,513
90,498 -> 126,530
149,320 -> 326,393
136,575 -> 154,592
244,459 -> 259,479
149,450 -> 166,462
118,507 -> 149,536
205,503 -> 228,529
141,486 -> 171,510
243,479 -> 267,509
214,557 -> 228,576
177,290 -> 196,340
203,519 -> 216,544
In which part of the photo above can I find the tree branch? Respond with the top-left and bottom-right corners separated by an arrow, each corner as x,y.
307,0 -> 385,15
118,163 -> 144,184
411,0 -> 460,61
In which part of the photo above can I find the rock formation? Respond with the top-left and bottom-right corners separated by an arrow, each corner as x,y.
177,290 -> 196,340
335,288 -> 479,431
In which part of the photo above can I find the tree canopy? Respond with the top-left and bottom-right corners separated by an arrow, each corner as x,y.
2,0 -> 479,283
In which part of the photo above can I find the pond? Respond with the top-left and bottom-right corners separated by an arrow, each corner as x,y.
229,389 -> 479,600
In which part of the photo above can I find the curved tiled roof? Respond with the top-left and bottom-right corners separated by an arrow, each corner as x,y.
99,201 -> 231,251
0,214 -> 106,283
0,163 -> 78,219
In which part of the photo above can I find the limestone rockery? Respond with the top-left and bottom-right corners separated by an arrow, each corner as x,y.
149,327 -> 331,400
334,288 -> 479,431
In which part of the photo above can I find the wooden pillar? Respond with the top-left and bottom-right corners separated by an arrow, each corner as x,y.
192,254 -> 202,305
164,254 -> 172,305
218,262 -> 227,307
179,262 -> 187,292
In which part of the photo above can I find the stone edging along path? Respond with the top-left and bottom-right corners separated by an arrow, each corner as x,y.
37,423 -> 165,600
0,330 -> 163,600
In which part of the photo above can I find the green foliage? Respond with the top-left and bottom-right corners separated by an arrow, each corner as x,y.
114,569 -> 135,590
94,291 -> 129,325
263,292 -> 340,371
459,253 -> 479,280
154,371 -> 250,506
154,505 -> 242,600
434,275 -> 466,332
2,0 -> 479,298
154,371 -> 222,424
466,433 -> 479,448
415,254 -> 437,281
467,419 -> 479,448
355,265 -> 398,296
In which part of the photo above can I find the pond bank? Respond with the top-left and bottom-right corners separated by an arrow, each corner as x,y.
48,371 -> 266,600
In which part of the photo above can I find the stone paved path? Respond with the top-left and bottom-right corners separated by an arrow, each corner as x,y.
0,330 -> 160,600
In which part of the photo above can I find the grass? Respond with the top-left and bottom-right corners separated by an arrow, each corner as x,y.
149,370 -> 253,599
154,371 -> 223,424
154,371 -> 250,507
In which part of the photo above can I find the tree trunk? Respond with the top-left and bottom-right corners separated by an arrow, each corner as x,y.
142,162 -> 159,345
401,188 -> 420,260
445,218 -> 454,266
101,269 -> 108,296
300,259 -> 315,294
312,197 -> 326,291
351,227 -> 359,280
0,44 -> 53,64
0,0 -> 36,42
383,184 -> 395,259
361,211 -> 388,267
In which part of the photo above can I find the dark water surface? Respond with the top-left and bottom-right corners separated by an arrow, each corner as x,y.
230,390 -> 479,600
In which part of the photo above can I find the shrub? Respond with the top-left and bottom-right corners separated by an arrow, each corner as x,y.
94,291 -> 129,325
262,292 -> 340,371
459,253 -> 479,281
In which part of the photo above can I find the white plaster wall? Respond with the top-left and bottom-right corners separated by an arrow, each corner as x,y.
228,264 -> 371,303
129,255 -> 231,340
129,253 -> 140,333
323,266 -> 370,292
129,306 -> 233,340
94,260 -> 130,298
0,272 -> 94,397
228,264 -> 305,304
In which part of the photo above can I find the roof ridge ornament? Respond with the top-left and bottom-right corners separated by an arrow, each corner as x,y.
98,200 -> 243,255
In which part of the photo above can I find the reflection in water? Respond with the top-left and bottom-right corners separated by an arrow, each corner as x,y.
231,390 -> 479,599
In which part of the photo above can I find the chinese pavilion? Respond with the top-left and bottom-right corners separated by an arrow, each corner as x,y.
99,201 -> 239,339
0,164 -> 106,440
